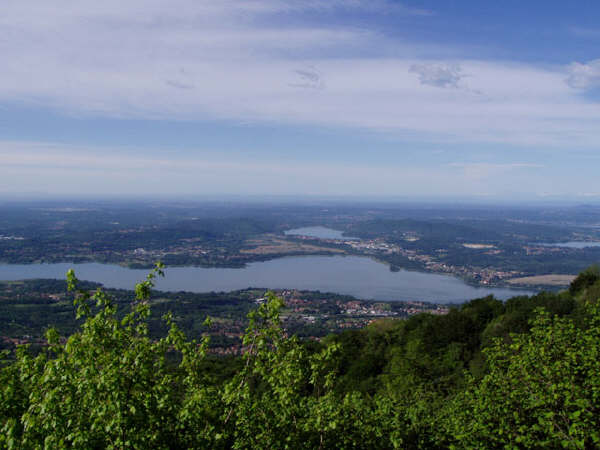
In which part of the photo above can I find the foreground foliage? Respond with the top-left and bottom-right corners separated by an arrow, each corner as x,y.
2,265 -> 600,448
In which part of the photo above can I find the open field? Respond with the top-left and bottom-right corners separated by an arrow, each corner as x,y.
507,274 -> 576,286
240,237 -> 345,255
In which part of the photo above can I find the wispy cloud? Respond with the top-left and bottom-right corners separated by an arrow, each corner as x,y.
165,80 -> 195,90
566,59 -> 600,90
449,162 -> 544,180
3,141 -> 598,199
263,0 -> 433,16
0,140 -> 455,197
289,66 -> 324,89
409,63 -> 462,88
449,163 -> 544,169
0,1 -> 599,149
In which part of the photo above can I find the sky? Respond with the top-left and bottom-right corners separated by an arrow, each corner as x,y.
1,0 -> 600,201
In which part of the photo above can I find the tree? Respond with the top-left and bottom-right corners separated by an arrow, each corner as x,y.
0,263 -> 220,449
445,304 -> 600,449
0,265 -> 384,449
569,265 -> 600,295
4,263 -> 600,448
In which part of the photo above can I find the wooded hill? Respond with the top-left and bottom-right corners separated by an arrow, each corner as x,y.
2,264 -> 600,448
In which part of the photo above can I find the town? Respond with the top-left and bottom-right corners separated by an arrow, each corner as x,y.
0,279 -> 449,356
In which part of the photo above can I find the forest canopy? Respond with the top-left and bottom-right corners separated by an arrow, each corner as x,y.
1,264 -> 600,449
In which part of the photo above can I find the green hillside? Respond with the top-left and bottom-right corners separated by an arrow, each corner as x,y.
2,264 -> 600,448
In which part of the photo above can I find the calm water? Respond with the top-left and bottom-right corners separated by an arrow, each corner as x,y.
0,256 -> 532,303
284,226 -> 359,240
536,241 -> 600,249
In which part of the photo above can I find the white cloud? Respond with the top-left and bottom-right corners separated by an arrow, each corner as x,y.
0,1 -> 599,148
409,63 -> 462,88
449,162 -> 543,180
566,59 -> 600,89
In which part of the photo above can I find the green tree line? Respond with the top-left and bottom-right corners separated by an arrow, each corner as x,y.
2,264 -> 600,448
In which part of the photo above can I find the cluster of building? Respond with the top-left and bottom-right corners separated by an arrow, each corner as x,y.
524,245 -> 566,255
346,239 -> 399,253
208,291 -> 451,355
285,232 -> 528,288
422,260 -> 521,285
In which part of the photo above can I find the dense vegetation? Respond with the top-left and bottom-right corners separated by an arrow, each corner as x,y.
2,264 -> 600,448
0,280 -> 444,353
0,279 -> 256,349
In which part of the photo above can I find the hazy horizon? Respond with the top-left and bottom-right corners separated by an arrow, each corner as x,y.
1,193 -> 599,209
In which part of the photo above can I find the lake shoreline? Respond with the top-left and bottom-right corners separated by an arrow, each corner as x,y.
0,255 -> 535,304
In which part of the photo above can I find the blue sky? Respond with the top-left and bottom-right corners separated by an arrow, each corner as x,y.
2,0 -> 600,200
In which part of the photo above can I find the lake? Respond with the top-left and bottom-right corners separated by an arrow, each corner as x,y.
0,255 -> 532,304
536,241 -> 600,249
284,226 -> 359,240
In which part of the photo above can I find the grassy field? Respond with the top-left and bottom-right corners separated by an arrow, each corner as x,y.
507,274 -> 575,286
241,237 -> 345,255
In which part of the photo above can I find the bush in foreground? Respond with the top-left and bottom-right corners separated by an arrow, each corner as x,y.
2,264 -> 600,448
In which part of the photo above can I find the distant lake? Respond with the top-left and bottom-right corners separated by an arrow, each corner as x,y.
285,226 -> 359,240
0,255 -> 533,304
536,241 -> 600,249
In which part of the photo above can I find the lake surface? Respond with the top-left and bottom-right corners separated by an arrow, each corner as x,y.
285,226 -> 359,240
536,241 -> 600,249
0,255 -> 532,304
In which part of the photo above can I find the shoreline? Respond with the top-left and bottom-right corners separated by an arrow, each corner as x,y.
0,253 -> 546,294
